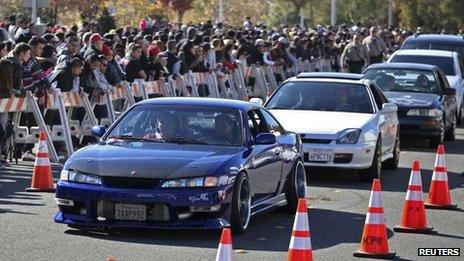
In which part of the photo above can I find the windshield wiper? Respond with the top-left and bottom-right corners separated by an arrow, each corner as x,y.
164,136 -> 207,145
107,135 -> 143,141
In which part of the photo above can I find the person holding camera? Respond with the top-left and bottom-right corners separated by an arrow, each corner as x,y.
341,33 -> 369,73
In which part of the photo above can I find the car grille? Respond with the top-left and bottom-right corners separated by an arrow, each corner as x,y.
103,177 -> 160,189
96,201 -> 170,222
301,138 -> 332,144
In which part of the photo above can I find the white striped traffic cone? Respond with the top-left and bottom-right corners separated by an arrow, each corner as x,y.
287,198 -> 312,261
425,145 -> 457,209
215,228 -> 233,261
26,131 -> 55,192
394,160 -> 434,234
354,179 -> 396,259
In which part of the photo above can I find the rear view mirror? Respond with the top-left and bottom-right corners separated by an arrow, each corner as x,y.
91,125 -> 106,137
443,88 -> 456,96
255,133 -> 276,145
249,98 -> 263,106
381,103 -> 397,113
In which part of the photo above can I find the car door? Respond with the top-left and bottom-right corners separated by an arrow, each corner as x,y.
455,55 -> 464,110
369,83 -> 396,154
436,70 -> 456,128
259,108 -> 294,191
246,109 -> 283,202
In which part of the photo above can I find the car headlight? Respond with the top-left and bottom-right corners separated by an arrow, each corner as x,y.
407,109 -> 442,117
161,175 -> 235,188
60,169 -> 102,185
336,129 -> 361,144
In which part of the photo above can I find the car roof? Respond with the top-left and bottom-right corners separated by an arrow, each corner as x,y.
287,77 -> 368,86
405,34 -> 464,44
137,97 -> 256,111
392,49 -> 456,57
297,72 -> 364,81
366,62 -> 439,71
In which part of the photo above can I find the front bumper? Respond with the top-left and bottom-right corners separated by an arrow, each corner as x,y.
54,180 -> 234,229
301,141 -> 376,169
398,116 -> 443,137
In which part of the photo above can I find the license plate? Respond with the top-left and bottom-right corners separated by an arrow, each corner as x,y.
308,149 -> 334,162
114,204 -> 146,221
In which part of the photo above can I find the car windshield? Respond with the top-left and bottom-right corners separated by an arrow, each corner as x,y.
106,105 -> 243,146
402,41 -> 464,57
266,81 -> 373,113
390,55 -> 455,75
364,68 -> 439,94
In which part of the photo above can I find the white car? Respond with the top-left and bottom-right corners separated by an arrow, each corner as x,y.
261,73 -> 399,181
388,49 -> 464,125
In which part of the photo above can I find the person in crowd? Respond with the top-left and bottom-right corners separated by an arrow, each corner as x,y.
104,47 -> 125,85
84,33 -> 104,59
0,59 -> 15,168
120,43 -> 146,82
340,33 -> 369,73
57,36 -> 80,64
3,42 -> 30,96
48,56 -> 84,92
0,41 -> 8,58
165,40 -> 181,76
362,26 -> 388,65
22,36 -> 48,95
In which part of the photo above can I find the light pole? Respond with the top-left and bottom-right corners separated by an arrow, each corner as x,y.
388,0 -> 393,26
219,0 -> 224,23
31,0 -> 37,24
331,0 -> 336,26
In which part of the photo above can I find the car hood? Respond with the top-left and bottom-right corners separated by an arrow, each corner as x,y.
384,91 -> 440,108
269,110 -> 374,135
69,142 -> 240,179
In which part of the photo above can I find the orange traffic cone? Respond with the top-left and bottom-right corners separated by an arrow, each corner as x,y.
287,198 -> 312,261
425,145 -> 457,210
215,228 -> 233,261
394,160 -> 434,234
106,257 -> 117,261
353,179 -> 396,259
26,131 -> 55,192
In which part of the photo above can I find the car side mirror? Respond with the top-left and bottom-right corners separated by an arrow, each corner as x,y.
443,88 -> 456,96
381,103 -> 397,113
249,98 -> 263,106
91,125 -> 106,137
255,133 -> 276,145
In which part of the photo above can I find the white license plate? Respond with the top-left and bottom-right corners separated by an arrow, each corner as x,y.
114,204 -> 146,221
308,149 -> 334,162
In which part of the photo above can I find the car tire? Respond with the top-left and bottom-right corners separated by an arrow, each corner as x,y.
429,121 -> 445,149
284,160 -> 307,213
359,138 -> 382,182
383,134 -> 400,170
230,173 -> 251,234
457,103 -> 463,126
445,115 -> 456,141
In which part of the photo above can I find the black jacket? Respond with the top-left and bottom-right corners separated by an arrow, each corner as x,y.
47,60 -> 75,92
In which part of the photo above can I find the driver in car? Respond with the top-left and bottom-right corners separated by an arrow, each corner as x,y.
144,111 -> 181,140
214,114 -> 237,145
415,74 -> 435,92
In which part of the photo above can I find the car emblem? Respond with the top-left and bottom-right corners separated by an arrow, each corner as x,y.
130,170 -> 137,176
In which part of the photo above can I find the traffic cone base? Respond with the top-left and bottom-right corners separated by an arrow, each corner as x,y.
424,202 -> 458,210
25,187 -> 55,193
393,225 -> 435,234
353,250 -> 396,259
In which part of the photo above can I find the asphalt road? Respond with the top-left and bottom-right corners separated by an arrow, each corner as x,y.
1,129 -> 463,261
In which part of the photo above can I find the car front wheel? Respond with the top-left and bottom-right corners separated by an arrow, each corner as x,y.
231,173 -> 251,234
359,138 -> 382,182
285,160 -> 307,212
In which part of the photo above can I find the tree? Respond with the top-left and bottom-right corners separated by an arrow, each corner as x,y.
160,0 -> 194,23
97,7 -> 116,35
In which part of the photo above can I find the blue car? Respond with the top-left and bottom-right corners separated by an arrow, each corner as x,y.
54,98 -> 306,233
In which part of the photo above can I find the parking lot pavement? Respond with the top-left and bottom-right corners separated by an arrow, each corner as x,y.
0,129 -> 463,261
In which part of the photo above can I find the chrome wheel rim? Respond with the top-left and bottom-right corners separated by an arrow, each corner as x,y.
239,180 -> 251,229
294,162 -> 307,198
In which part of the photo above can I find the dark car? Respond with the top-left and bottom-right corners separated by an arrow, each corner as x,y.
54,98 -> 306,233
401,34 -> 464,58
363,63 -> 457,148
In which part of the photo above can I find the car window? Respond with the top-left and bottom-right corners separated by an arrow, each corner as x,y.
390,54 -> 455,75
259,109 -> 285,136
248,109 -> 270,139
369,83 -> 388,110
266,81 -> 374,114
402,41 -> 464,57
364,68 -> 439,94
107,105 -> 243,146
